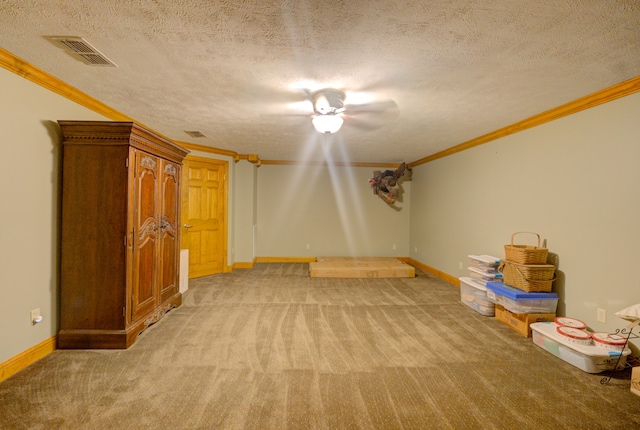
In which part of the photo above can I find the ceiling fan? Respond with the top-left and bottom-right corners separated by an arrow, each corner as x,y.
311,89 -> 347,134
310,89 -> 398,134
265,88 -> 399,134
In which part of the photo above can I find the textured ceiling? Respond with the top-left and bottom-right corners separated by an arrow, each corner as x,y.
1,0 -> 639,163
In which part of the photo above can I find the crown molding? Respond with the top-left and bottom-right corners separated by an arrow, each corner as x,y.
173,140 -> 240,159
0,48 -> 236,159
408,75 -> 640,168
0,47 -> 134,122
236,153 -> 261,165
260,159 -> 403,168
3,47 -> 637,169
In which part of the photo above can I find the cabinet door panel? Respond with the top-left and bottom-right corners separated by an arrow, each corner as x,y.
159,160 -> 180,303
132,152 -> 159,321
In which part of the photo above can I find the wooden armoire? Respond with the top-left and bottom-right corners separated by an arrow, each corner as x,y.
58,121 -> 189,349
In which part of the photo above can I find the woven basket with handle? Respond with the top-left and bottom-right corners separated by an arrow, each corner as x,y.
504,232 -> 548,264
499,260 -> 556,292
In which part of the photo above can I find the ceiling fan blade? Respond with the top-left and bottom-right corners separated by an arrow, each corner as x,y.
261,92 -> 314,119
345,99 -> 398,114
343,116 -> 386,131
249,84 -> 312,103
260,112 -> 312,122
261,85 -> 399,132
351,76 -> 402,93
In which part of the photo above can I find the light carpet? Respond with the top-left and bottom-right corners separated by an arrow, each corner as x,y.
1,263 -> 638,429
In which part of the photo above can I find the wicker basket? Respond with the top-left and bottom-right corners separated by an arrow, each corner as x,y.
504,232 -> 548,264
499,260 -> 556,292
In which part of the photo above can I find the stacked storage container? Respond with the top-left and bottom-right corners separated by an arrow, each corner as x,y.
458,255 -> 502,317
459,277 -> 495,316
467,254 -> 503,286
486,282 -> 558,314
486,282 -> 557,336
495,233 -> 558,336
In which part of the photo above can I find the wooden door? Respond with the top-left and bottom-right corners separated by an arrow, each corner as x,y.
158,160 -> 181,303
131,150 -> 159,321
181,156 -> 228,278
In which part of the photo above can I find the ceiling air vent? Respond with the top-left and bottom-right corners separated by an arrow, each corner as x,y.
185,130 -> 206,138
47,36 -> 117,67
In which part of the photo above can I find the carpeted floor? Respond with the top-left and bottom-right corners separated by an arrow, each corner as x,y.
1,263 -> 638,429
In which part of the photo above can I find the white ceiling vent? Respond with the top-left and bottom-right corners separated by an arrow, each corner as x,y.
184,130 -> 206,138
47,36 -> 117,67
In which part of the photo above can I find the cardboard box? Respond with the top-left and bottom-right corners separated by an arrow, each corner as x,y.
632,367 -> 640,397
495,304 -> 555,337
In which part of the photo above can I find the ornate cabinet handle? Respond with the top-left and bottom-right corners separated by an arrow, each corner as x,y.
184,224 -> 193,228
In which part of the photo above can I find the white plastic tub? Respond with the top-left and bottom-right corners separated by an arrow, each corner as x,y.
459,277 -> 495,316
530,322 -> 631,373
468,254 -> 501,271
467,266 -> 503,285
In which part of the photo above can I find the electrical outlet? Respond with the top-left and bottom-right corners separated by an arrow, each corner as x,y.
392,244 -> 397,250
414,246 -> 418,253
305,243 -> 310,250
459,261 -> 463,269
30,308 -> 42,325
597,308 -> 606,323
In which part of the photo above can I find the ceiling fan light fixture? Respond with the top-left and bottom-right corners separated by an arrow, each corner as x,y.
312,114 -> 344,134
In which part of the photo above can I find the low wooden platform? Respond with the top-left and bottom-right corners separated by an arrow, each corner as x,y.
309,257 -> 415,278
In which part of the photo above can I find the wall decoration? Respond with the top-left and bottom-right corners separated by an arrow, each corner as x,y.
369,162 -> 409,204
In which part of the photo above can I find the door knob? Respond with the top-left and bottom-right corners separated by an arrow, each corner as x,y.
184,224 -> 193,228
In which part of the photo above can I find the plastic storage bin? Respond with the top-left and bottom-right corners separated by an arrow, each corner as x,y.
485,282 -> 558,314
459,277 -> 495,316
530,322 -> 631,373
468,266 -> 503,285
468,254 -> 501,272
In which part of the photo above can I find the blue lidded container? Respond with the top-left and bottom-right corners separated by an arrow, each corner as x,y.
486,281 -> 558,314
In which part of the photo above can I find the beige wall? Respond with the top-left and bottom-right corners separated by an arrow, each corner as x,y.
3,59 -> 639,363
256,164 -> 411,257
0,67 -> 108,363
233,160 -> 258,263
409,91 -> 640,348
